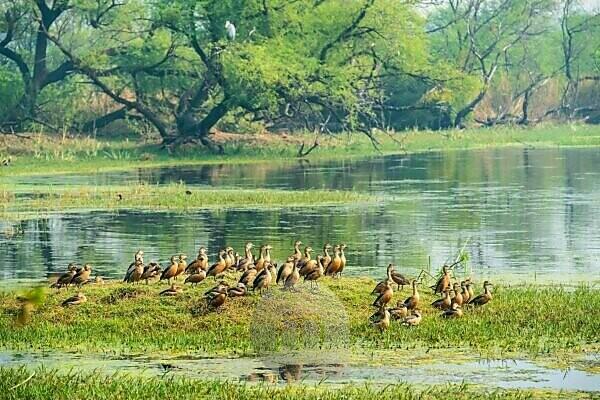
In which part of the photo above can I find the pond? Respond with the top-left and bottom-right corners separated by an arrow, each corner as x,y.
0,350 -> 598,391
1,147 -> 600,284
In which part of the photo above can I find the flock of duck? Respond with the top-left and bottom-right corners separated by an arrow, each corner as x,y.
369,264 -> 494,331
53,241 -> 347,309
51,241 -> 493,330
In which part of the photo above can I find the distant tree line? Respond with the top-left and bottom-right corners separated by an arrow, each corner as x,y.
0,0 -> 598,150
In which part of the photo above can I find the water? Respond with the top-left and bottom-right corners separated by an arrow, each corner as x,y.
0,350 -> 598,391
2,147 -> 600,283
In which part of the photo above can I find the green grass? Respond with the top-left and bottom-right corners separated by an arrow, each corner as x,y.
0,183 -> 374,214
0,367 -> 587,400
0,277 -> 597,356
1,123 -> 599,177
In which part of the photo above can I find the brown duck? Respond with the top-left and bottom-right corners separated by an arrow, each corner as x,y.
370,306 -> 390,331
451,282 -> 464,306
432,265 -> 451,294
62,292 -> 87,306
254,245 -> 271,272
207,292 -> 227,310
469,281 -> 493,307
160,256 -> 179,284
460,281 -> 470,304
52,263 -> 77,288
372,266 -> 393,295
207,250 -> 227,279
71,264 -> 92,287
390,265 -> 410,291
338,244 -> 347,276
277,257 -> 295,285
160,284 -> 183,296
184,269 -> 207,287
373,281 -> 393,307
141,262 -> 161,284
253,264 -> 272,295
441,302 -> 463,318
403,280 -> 420,310
298,247 -> 316,276
175,254 -> 187,279
321,243 -> 332,270
236,243 -> 254,271
402,310 -> 422,327
186,247 -> 208,274
431,288 -> 452,310
284,261 -> 300,291
304,256 -> 324,290
389,301 -> 408,320
239,267 -> 258,286
227,282 -> 247,297
123,260 -> 144,284
325,245 -> 342,277
291,240 -> 303,262
224,247 -> 235,270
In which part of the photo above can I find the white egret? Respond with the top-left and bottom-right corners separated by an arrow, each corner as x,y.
225,20 -> 236,41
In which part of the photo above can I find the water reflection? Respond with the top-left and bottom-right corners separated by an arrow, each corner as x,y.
1,148 -> 600,283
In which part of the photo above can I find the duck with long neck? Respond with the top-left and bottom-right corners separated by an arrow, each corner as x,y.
469,281 -> 493,306
403,280 -> 420,310
292,241 -> 303,261
325,245 -> 341,276
338,244 -> 347,276
255,245 -> 267,272
321,244 -> 332,269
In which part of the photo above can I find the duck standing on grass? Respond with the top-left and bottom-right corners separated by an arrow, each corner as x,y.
469,281 -> 493,307
370,306 -> 390,331
71,264 -> 92,287
51,263 -> 78,289
160,256 -> 179,284
432,265 -> 451,294
184,269 -> 207,287
403,280 -> 420,310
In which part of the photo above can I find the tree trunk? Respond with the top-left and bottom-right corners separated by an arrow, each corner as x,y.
454,89 -> 487,127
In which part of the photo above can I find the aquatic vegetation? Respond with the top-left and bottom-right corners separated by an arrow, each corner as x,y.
0,367 -> 587,400
0,183 -> 375,214
0,278 -> 597,356
1,124 -> 599,177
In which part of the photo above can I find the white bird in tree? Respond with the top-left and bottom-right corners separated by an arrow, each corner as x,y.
225,20 -> 236,41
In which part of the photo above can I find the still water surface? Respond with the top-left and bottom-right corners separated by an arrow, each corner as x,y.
1,147 -> 600,283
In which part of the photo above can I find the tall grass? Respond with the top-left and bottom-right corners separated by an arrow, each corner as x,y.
0,278 -> 597,356
0,367 -> 578,400
1,123 -> 599,177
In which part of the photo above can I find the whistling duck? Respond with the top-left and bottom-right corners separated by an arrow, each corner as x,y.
284,261 -> 300,291
237,243 -> 254,271
186,247 -> 208,274
372,265 -> 393,295
207,292 -> 227,310
467,280 -> 475,301
390,265 -> 410,291
160,256 -> 179,284
239,267 -> 257,286
403,280 -> 420,310
253,264 -> 272,295
441,302 -> 463,318
228,282 -> 247,297
389,301 -> 408,320
373,281 -> 393,307
291,240 -> 303,261
469,281 -> 493,307
225,247 -> 236,270
160,284 -> 182,296
124,260 -> 144,284
325,245 -> 342,277
52,263 -> 77,288
184,270 -> 207,287
402,310 -> 422,327
71,264 -> 92,287
175,254 -> 187,279
338,244 -> 347,276
255,245 -> 270,272
460,281 -> 470,304
370,306 -> 390,331
61,292 -> 87,306
304,256 -> 324,290
432,265 -> 451,294
141,262 -> 161,284
451,282 -> 464,306
431,288 -> 452,310
126,250 -> 144,271
207,250 -> 228,279
298,247 -> 316,276
277,257 -> 295,285
204,281 -> 229,298
321,244 -> 332,270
